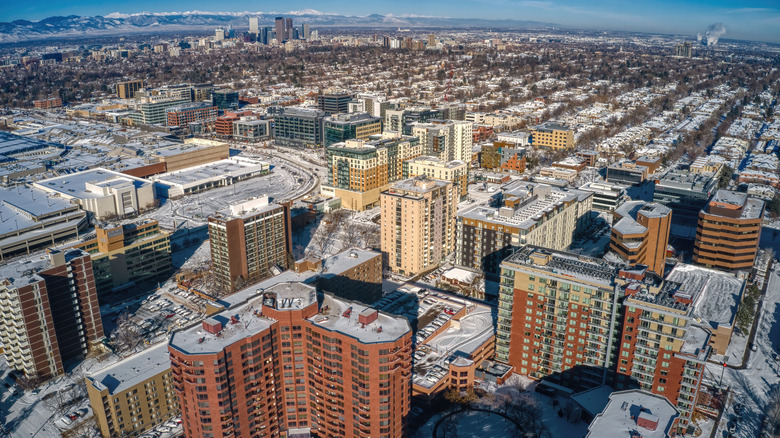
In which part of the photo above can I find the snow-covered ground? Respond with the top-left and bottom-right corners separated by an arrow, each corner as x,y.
711,262 -> 780,438
0,354 -> 122,438
140,154 -> 316,230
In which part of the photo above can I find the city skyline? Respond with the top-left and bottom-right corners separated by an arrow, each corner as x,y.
2,1 -> 780,44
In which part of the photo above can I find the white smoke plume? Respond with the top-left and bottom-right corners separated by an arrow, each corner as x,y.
697,23 -> 726,46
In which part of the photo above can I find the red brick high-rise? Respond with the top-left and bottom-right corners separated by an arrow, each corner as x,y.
169,282 -> 412,438
0,249 -> 104,380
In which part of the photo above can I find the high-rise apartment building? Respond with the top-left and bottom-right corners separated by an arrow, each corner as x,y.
530,122 -> 574,150
497,247 -> 624,390
116,80 -> 143,99
456,182 -> 592,279
380,176 -> 457,276
249,17 -> 259,34
275,17 -> 285,43
208,196 -> 292,292
323,112 -> 382,146
62,220 -> 171,300
498,247 -> 727,434
402,155 -> 469,200
86,343 -> 178,438
609,201 -> 672,275
615,267 -> 712,433
321,135 -> 422,211
168,281 -> 412,438
693,190 -> 764,272
0,249 -> 103,380
675,41 -> 692,57
411,120 -> 473,162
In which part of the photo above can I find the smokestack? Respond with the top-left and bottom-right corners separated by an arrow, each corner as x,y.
699,22 -> 726,46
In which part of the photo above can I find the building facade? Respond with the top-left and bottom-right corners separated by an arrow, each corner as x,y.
166,103 -> 218,127
317,93 -> 352,115
168,282 -> 412,438
609,201 -> 672,275
116,80 -> 143,99
323,112 -> 382,146
497,247 -> 624,391
380,176 -> 457,276
321,135 -> 422,211
0,249 -> 103,380
270,107 -> 327,148
86,343 -> 178,438
402,156 -> 469,200
456,182 -> 592,280
208,196 -> 292,292
530,123 -> 574,150
212,90 -> 239,110
693,190 -> 764,272
62,220 -> 171,300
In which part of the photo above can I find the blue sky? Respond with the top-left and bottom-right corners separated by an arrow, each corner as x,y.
4,0 -> 780,43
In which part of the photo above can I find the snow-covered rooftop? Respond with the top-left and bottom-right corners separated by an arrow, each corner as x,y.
86,342 -> 171,395
311,293 -> 411,344
666,264 -> 745,328
586,389 -> 679,438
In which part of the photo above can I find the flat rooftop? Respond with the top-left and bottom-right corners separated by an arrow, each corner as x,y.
151,157 -> 268,188
389,176 -> 449,194
586,389 -> 679,438
35,168 -> 150,199
87,342 -> 170,395
153,140 -> 226,157
502,246 -> 621,287
460,183 -> 587,231
666,264 -> 744,328
0,185 -> 79,232
312,293 -> 411,344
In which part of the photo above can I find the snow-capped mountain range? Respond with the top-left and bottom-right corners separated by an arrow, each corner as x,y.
0,10 -> 555,42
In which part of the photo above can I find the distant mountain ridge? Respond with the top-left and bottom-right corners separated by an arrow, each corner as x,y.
0,10 -> 557,42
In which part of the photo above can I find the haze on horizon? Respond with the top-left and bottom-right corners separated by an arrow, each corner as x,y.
3,0 -> 780,44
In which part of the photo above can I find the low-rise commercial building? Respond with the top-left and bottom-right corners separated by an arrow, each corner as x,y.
606,161 -> 649,185
34,168 -> 156,220
0,186 -> 88,261
653,169 -> 718,239
578,182 -> 628,212
586,390 -> 679,438
151,157 -> 269,198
